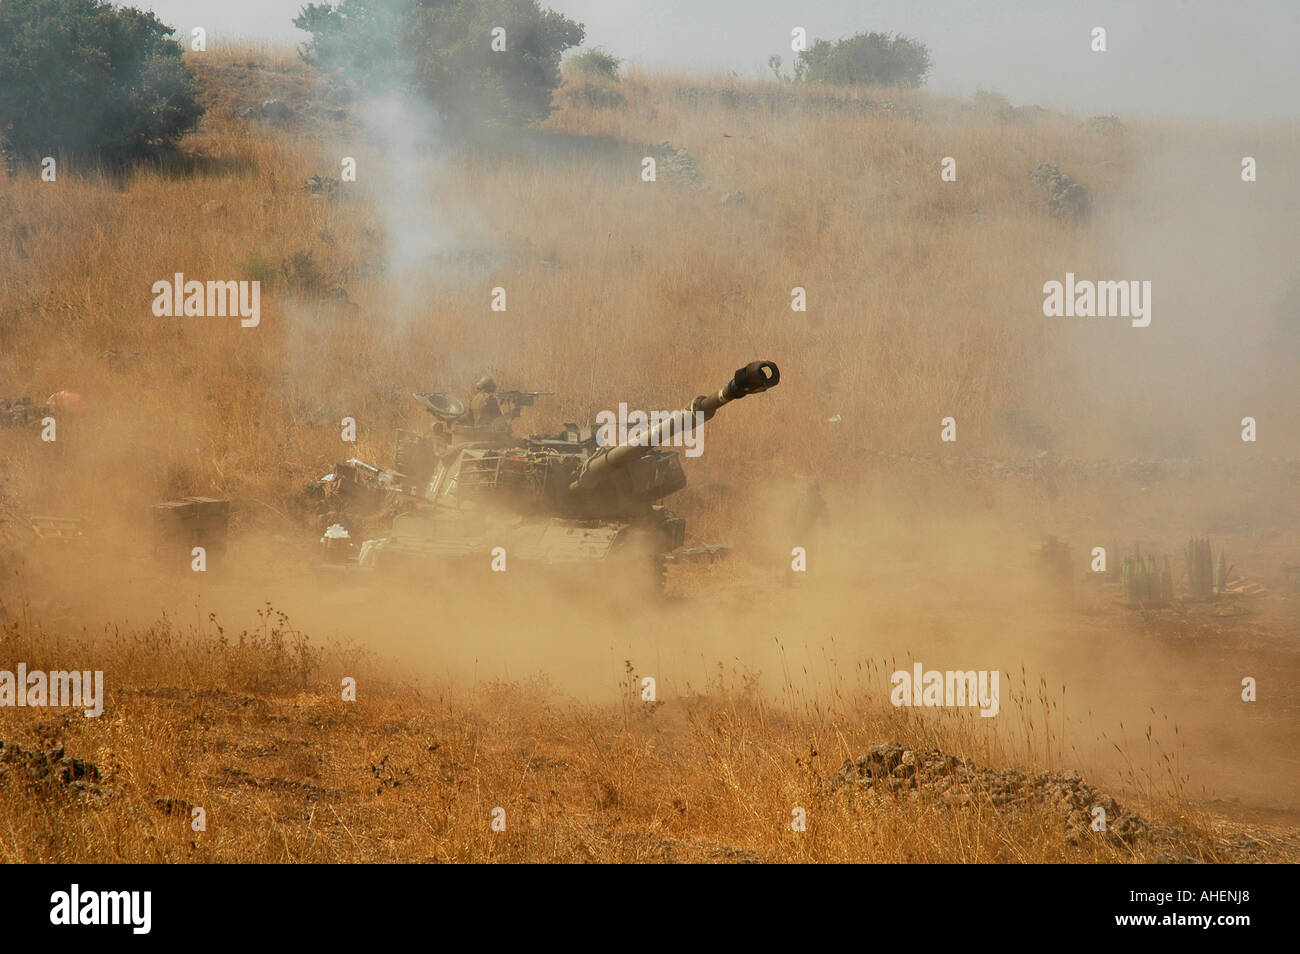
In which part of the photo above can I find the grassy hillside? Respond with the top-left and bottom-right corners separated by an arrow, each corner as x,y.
10,46 -> 1285,539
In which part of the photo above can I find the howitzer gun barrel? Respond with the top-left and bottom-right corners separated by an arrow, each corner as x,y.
570,360 -> 779,491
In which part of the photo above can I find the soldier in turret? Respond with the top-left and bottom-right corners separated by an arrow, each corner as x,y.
467,375 -> 503,427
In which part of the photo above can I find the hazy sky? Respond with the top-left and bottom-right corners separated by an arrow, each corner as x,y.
139,0 -> 1299,121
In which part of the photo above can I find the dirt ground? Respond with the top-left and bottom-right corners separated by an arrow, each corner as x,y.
2,454 -> 1296,863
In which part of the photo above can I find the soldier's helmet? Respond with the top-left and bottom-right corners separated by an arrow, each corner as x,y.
474,375 -> 497,393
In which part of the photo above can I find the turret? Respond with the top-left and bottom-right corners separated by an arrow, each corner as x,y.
569,360 -> 780,492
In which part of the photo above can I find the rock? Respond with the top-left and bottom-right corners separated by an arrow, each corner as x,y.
324,85 -> 356,106
303,174 -> 340,195
829,740 -> 1151,849
0,740 -> 106,801
1030,163 -> 1090,222
576,84 -> 625,109
199,200 -> 227,215
1154,851 -> 1204,864
0,397 -> 52,428
1081,114 -> 1124,135
261,99 -> 293,121
835,741 -> 906,783
654,141 -> 706,191
155,797 -> 194,816
1003,104 -> 1046,123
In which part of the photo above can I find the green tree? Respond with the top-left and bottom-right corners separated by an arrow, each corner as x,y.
0,0 -> 203,165
795,31 -> 932,88
294,0 -> 585,127
567,48 -> 621,81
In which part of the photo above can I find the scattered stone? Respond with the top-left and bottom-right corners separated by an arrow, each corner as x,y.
211,765 -> 346,802
154,796 -> 194,816
577,823 -> 763,863
829,742 -> 1147,847
1226,834 -> 1264,854
574,84 -> 625,109
672,86 -> 921,121
1081,114 -> 1124,135
303,174 -> 340,195
102,348 -> 140,370
654,142 -> 706,191
0,397 -> 51,428
323,84 -> 355,106
1003,104 -> 1046,124
260,99 -> 293,122
199,199 -> 227,215
0,739 -> 107,803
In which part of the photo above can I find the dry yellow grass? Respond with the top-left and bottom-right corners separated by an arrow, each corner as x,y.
0,610 -> 1259,864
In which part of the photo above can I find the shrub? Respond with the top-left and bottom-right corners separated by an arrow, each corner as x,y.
973,88 -> 1011,112
294,0 -> 585,128
567,47 -> 621,81
236,250 -> 279,286
795,31 -> 932,88
0,0 -> 203,166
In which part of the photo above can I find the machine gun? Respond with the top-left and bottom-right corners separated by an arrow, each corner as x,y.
497,390 -> 553,408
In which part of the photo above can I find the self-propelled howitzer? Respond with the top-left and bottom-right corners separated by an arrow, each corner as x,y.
347,360 -> 781,591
